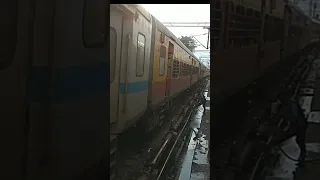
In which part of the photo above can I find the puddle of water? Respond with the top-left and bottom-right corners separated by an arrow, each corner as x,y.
299,96 -> 313,116
267,137 -> 299,179
203,92 -> 210,101
267,95 -> 317,179
177,88 -> 210,180
307,111 -> 320,123
178,99 -> 205,180
190,172 -> 209,180
190,106 -> 204,131
178,132 -> 198,180
267,93 -> 314,179
300,88 -> 314,95
306,143 -> 320,153
193,138 -> 209,165
203,91 -> 210,111
190,91 -> 210,179
269,142 -> 320,180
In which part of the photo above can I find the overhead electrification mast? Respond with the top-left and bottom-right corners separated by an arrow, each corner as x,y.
162,22 -> 210,49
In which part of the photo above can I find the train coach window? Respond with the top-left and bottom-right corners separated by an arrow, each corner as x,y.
159,46 -> 166,76
181,63 -> 184,76
180,63 -> 187,76
179,62 -> 183,76
183,63 -> 189,76
110,27 -> 117,82
136,33 -> 146,77
0,0 -> 17,70
173,60 -> 179,78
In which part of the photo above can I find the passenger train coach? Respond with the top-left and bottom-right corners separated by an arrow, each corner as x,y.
110,4 -> 208,137
211,0 -> 320,101
0,2 -> 207,180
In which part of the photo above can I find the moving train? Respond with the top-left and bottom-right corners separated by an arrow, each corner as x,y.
1,2 -> 207,179
212,0 -> 320,101
110,5 -> 208,139
110,5 -> 209,177
4,1 -> 320,180
2,1 -> 113,179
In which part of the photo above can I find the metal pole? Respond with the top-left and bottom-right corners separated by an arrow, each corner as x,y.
162,22 -> 210,24
190,34 -> 208,49
163,25 -> 210,28
207,29 -> 210,49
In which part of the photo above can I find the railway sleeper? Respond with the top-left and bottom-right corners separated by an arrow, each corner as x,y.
238,56 -> 316,178
142,82 -> 207,179
143,80 -> 207,133
213,48 -> 317,179
115,79 -> 208,180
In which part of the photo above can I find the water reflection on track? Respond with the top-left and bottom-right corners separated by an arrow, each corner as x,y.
175,83 -> 210,180
263,58 -> 320,180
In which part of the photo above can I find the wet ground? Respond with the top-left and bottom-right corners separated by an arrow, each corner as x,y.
175,81 -> 210,180
264,58 -> 320,180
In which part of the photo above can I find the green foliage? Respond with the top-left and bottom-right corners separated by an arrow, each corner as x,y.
178,36 -> 199,52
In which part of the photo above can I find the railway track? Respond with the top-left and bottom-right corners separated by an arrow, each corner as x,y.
115,79 -> 208,180
253,51 -> 320,180
115,46 -> 318,180
245,55 -> 315,180
210,45 -> 319,180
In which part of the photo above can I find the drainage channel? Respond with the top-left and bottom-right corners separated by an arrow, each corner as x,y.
260,57 -> 320,180
172,82 -> 210,180
114,79 -> 208,180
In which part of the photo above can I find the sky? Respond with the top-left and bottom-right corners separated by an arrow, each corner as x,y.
140,4 -> 210,67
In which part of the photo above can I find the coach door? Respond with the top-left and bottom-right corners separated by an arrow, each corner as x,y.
0,1 -> 32,178
166,42 -> 174,101
110,8 -> 123,132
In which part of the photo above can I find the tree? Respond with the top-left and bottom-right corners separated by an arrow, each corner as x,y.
178,36 -> 199,52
